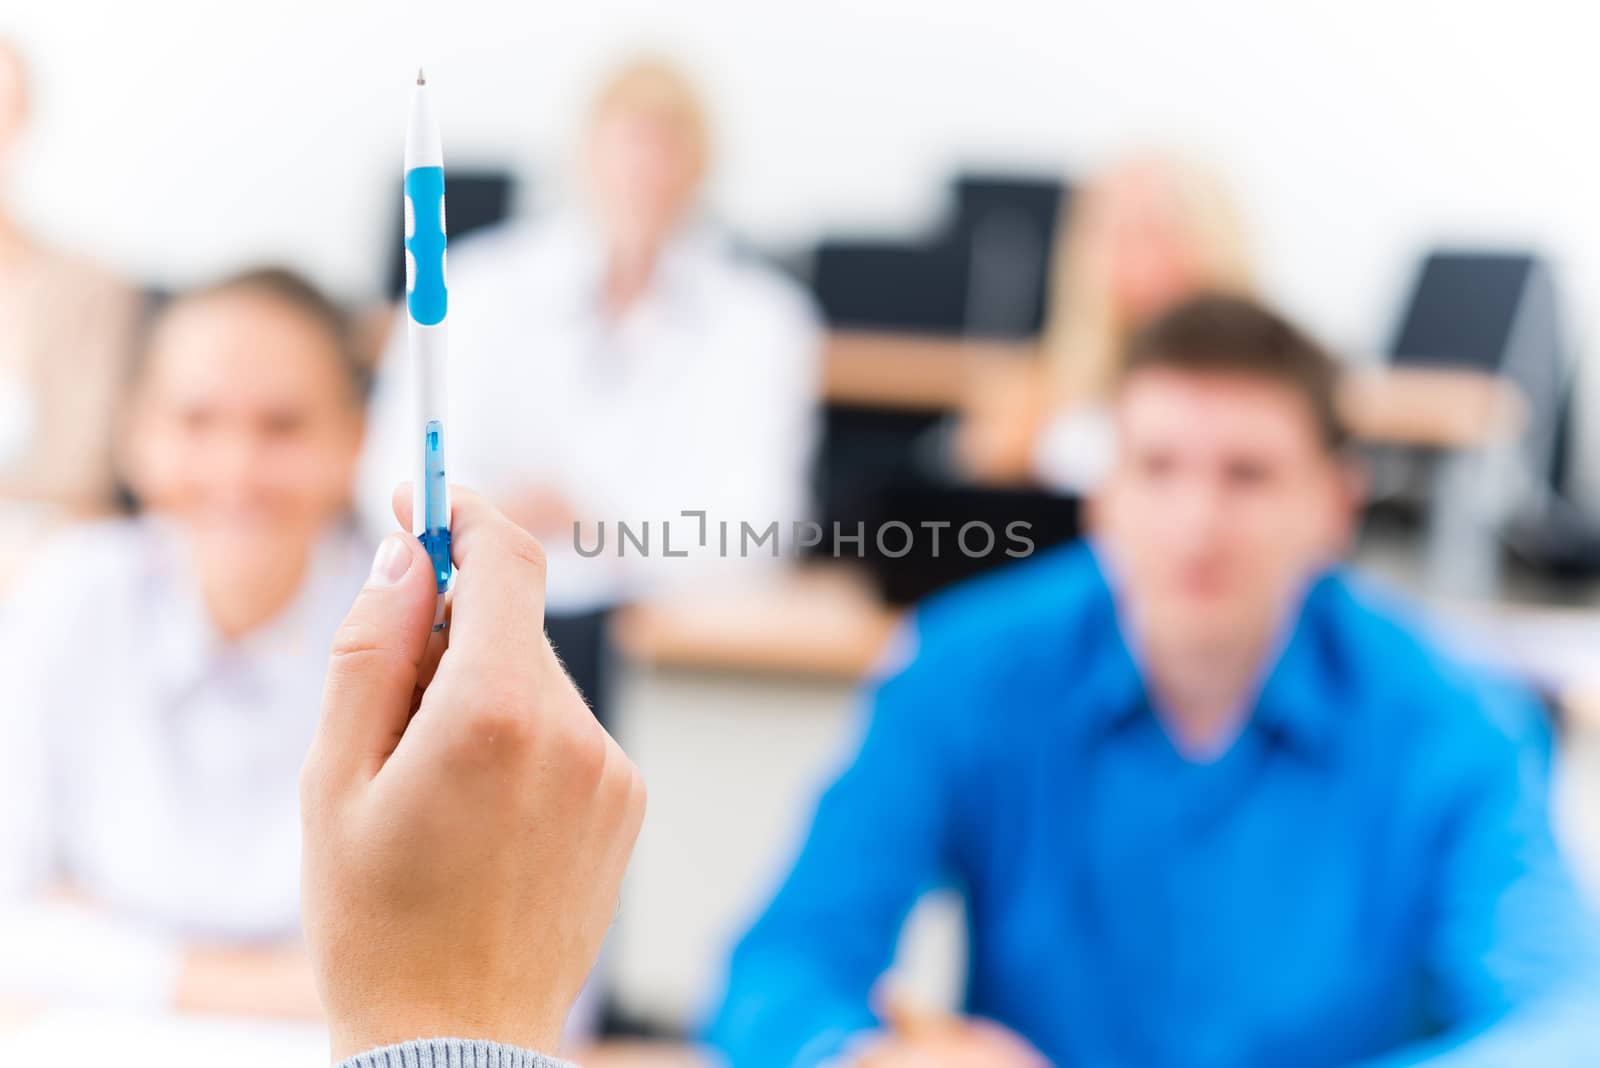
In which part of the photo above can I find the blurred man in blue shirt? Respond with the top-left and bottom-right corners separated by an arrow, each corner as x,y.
706,295 -> 1600,1067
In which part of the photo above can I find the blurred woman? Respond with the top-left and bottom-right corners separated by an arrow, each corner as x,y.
957,154 -> 1253,490
0,38 -> 139,587
360,55 -> 820,728
0,268 -> 371,1016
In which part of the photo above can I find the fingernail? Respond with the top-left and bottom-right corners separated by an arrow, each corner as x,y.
368,533 -> 413,587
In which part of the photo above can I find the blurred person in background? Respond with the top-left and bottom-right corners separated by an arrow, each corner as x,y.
707,296 -> 1600,1067
359,55 -> 820,736
0,268 -> 371,1018
0,37 -> 139,588
957,154 -> 1252,492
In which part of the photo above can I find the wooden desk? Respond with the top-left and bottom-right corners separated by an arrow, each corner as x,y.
822,330 -> 1528,450
822,330 -> 1032,411
612,565 -> 902,681
1337,366 -> 1526,449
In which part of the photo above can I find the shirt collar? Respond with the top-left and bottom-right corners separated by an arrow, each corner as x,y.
1248,570 -> 1350,761
142,518 -> 367,704
1075,544 -> 1347,761
145,520 -> 218,704
545,209 -> 719,329
1059,542 -> 1147,745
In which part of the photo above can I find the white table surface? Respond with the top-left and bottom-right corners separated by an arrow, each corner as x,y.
0,1007 -> 327,1067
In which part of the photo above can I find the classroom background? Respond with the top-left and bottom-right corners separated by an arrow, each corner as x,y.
14,1 -> 1600,382
3,1 -> 1600,1064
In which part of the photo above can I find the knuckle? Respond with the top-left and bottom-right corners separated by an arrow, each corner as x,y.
597,739 -> 635,801
620,758 -> 647,824
504,527 -> 548,575
463,700 -> 538,755
329,615 -> 386,662
553,718 -> 609,786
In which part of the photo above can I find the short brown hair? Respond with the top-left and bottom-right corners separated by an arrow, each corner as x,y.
1117,293 -> 1346,450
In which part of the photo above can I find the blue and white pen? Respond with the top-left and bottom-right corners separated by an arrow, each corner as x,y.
405,68 -> 451,630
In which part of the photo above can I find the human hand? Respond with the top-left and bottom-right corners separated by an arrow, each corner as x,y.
300,483 -> 646,1061
846,987 -> 1049,1068
848,1022 -> 1049,1068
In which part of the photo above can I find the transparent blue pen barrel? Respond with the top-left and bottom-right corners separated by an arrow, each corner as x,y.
420,419 -> 451,594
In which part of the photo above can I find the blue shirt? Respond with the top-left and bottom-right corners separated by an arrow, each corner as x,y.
705,543 -> 1600,1067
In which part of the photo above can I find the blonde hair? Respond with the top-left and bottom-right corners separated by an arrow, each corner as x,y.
1042,154 -> 1253,403
586,56 -> 711,182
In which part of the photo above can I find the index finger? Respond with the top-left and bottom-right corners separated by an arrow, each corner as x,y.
394,482 -> 550,661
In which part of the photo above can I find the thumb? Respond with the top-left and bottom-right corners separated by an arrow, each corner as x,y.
313,531 -> 439,787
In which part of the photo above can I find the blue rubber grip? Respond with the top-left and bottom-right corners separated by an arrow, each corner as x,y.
405,166 -> 447,326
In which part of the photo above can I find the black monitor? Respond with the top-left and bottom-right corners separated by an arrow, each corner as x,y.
811,239 -> 970,334
1388,251 -> 1534,372
951,173 -> 1068,339
808,171 -> 1069,338
1389,250 -> 1567,483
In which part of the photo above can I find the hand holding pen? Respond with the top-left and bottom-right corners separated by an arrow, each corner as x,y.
303,484 -> 646,1061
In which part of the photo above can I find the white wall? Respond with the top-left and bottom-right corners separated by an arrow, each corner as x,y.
7,0 -> 1600,494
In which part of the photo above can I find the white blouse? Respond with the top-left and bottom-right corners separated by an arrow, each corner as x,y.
0,517 -> 370,1005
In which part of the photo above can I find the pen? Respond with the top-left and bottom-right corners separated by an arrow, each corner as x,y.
405,67 -> 451,630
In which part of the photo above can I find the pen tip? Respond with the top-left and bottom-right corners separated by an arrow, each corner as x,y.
417,67 -> 426,86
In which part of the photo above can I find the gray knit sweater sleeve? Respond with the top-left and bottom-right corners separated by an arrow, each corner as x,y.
335,1038 -> 575,1067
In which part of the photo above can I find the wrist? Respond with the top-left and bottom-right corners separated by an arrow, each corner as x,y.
334,1038 -> 571,1068
329,1005 -> 564,1064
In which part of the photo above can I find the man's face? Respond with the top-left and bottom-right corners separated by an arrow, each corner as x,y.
1093,367 -> 1356,658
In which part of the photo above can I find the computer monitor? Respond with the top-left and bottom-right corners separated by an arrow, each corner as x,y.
1389,251 -> 1535,372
